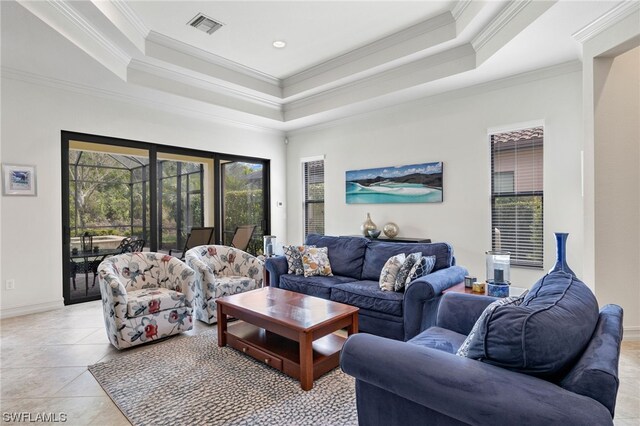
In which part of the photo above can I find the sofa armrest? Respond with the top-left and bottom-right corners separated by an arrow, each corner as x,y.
436,292 -> 496,335
403,265 -> 468,339
265,256 -> 288,287
341,334 -> 613,426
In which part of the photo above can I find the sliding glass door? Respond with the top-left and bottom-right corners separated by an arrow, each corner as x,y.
220,157 -> 270,255
156,153 -> 213,253
64,138 -> 151,304
62,133 -> 269,305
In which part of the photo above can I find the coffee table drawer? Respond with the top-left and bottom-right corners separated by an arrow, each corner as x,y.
228,334 -> 284,372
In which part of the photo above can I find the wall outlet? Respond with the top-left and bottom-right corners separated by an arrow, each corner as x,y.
5,279 -> 15,290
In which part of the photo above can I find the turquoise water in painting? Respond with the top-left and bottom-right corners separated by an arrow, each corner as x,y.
346,182 -> 443,204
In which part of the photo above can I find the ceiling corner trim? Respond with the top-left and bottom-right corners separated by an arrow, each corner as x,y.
471,0 -> 533,51
572,1 -> 640,44
110,0 -> 150,38
451,0 -> 473,21
16,0 -> 130,79
91,0 -> 149,53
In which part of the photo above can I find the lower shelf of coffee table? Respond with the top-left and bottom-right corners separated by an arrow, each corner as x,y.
224,321 -> 346,381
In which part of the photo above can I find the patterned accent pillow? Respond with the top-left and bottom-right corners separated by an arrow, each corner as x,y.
456,291 -> 528,357
301,247 -> 333,277
407,255 -> 436,285
379,253 -> 406,291
283,245 -> 315,275
394,252 -> 422,291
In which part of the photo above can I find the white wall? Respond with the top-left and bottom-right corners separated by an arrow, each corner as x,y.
287,66 -> 585,293
582,10 -> 640,339
594,46 -> 640,336
0,77 -> 286,316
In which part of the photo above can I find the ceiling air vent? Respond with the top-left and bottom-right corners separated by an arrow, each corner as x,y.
187,13 -> 223,35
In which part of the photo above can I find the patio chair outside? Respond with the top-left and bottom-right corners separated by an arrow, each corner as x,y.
170,227 -> 215,260
230,225 -> 256,251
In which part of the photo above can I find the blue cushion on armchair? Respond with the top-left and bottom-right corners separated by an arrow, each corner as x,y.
465,272 -> 599,379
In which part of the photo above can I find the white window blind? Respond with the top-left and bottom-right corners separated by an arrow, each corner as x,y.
303,159 -> 325,237
491,127 -> 543,268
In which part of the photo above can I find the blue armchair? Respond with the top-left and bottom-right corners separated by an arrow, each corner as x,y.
341,288 -> 624,425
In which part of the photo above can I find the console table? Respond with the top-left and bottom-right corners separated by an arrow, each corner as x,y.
348,236 -> 431,243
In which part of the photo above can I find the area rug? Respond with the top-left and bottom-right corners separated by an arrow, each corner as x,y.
88,329 -> 357,426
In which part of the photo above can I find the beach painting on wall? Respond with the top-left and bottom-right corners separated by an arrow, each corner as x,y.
346,162 -> 443,204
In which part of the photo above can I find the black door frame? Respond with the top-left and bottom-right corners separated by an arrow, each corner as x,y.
215,153 -> 271,246
61,131 -> 270,305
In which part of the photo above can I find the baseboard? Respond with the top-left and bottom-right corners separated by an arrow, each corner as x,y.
623,326 -> 640,341
0,299 -> 64,319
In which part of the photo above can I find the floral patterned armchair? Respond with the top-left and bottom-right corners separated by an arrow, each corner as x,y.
97,252 -> 196,349
185,245 -> 264,324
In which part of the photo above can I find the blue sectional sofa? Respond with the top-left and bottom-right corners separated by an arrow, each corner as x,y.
341,272 -> 624,425
265,234 -> 467,341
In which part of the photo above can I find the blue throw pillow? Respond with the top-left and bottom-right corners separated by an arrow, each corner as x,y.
407,255 -> 436,284
464,272 -> 599,379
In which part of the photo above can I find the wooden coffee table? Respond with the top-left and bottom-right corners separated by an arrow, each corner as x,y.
216,287 -> 359,390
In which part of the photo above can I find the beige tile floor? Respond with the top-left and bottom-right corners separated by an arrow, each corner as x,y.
0,301 -> 638,425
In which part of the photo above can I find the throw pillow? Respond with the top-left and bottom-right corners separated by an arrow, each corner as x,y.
406,255 -> 436,284
394,252 -> 422,291
301,247 -> 333,277
379,253 -> 406,291
283,245 -> 315,275
456,293 -> 528,357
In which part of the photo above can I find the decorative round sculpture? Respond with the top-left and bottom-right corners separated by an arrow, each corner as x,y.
361,213 -> 377,236
383,222 -> 399,238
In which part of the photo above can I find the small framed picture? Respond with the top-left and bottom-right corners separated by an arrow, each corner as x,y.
2,164 -> 37,196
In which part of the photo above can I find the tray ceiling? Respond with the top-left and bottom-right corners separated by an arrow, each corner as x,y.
4,0 -> 636,131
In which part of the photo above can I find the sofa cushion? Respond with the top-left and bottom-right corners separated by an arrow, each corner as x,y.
301,247 -> 333,277
126,287 -> 186,317
279,274 -> 356,299
379,254 -> 405,291
305,234 -> 368,280
409,326 -> 467,354
361,241 -> 453,281
464,272 -> 600,379
331,280 -> 404,317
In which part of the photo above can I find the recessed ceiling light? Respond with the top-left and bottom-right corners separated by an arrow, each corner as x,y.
272,40 -> 287,49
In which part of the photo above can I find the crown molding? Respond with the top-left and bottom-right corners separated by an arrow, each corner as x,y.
127,61 -> 283,121
286,60 -> 582,136
48,0 -> 130,64
472,0 -> 532,51
146,31 -> 281,88
1,66 -> 284,135
284,44 -> 476,121
16,0 -> 130,79
572,1 -> 640,44
90,0 -> 149,53
451,0 -> 472,21
128,59 -> 282,110
110,0 -> 149,39
282,11 -> 456,96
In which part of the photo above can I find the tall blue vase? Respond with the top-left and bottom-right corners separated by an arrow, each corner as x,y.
549,232 -> 576,278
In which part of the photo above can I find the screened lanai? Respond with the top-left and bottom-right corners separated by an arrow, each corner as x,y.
69,149 -> 205,251
67,148 -> 207,303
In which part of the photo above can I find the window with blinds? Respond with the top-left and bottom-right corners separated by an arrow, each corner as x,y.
490,127 -> 543,268
303,159 -> 325,237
